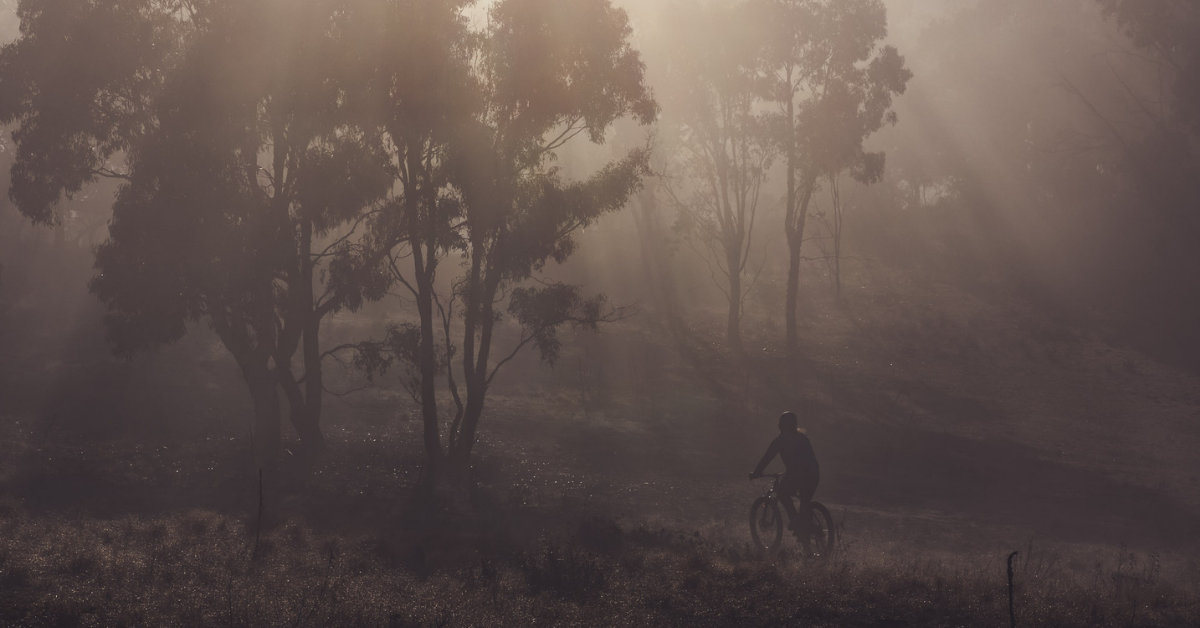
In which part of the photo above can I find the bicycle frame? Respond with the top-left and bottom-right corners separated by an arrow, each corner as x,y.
750,472 -> 835,556
759,473 -> 786,502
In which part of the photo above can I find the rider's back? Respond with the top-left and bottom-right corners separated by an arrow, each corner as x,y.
776,430 -> 819,478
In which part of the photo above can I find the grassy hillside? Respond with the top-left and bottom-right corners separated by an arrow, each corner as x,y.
1,248 -> 1199,626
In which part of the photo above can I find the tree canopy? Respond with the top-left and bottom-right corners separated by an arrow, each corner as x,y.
355,0 -> 657,481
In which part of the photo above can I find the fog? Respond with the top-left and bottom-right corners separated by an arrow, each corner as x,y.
1,1 -> 1198,626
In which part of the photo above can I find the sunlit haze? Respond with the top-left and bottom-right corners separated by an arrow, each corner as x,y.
0,0 -> 1198,625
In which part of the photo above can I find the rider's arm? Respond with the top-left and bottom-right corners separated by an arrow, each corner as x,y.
752,438 -> 779,477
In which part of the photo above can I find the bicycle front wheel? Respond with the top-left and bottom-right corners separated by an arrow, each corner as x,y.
749,496 -> 783,551
807,502 -> 836,558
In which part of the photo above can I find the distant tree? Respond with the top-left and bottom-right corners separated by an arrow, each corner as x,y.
757,0 -> 909,352
1097,0 -> 1200,134
0,0 -> 394,472
1084,0 -> 1200,362
1088,0 -> 1200,229
354,0 -> 656,482
610,117 -> 678,327
661,1 -> 774,352
813,172 -> 846,295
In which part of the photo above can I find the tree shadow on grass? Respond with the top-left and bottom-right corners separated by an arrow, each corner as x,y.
1,316 -> 256,518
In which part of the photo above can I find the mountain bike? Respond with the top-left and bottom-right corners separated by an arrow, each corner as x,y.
749,473 -> 835,556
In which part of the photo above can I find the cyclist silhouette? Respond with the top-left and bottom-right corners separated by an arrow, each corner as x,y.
749,411 -> 820,550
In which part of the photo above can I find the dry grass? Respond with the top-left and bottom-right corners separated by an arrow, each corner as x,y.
4,217 -> 1200,626
1,504 -> 1198,628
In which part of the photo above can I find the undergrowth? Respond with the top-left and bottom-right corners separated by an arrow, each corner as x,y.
0,506 -> 1197,628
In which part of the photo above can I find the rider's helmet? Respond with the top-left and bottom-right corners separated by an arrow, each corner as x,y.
779,411 -> 798,431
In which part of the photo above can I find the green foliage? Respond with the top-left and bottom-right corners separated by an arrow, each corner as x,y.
506,147 -> 651,277
353,322 -> 442,403
0,0 -> 432,462
765,0 -> 912,183
343,0 -> 657,472
92,128 -> 278,354
1097,0 -> 1200,130
484,0 -> 657,145
3,0 -> 399,359
296,134 -> 395,236
0,0 -> 183,225
507,282 -> 611,365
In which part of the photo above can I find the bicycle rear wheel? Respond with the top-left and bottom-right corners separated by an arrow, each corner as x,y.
749,497 -> 783,551
807,502 -> 836,558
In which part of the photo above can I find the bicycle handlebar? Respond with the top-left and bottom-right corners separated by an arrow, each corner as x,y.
749,472 -> 784,480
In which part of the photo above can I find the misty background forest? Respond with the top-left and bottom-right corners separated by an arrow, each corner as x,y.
1,0 -> 1199,626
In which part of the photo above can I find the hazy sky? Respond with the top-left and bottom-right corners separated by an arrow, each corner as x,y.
0,0 -> 958,53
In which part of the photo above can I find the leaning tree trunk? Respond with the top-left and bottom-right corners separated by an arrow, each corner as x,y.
219,319 -> 284,476
276,347 -> 323,468
448,249 -> 501,484
451,305 -> 497,482
447,235 -> 491,485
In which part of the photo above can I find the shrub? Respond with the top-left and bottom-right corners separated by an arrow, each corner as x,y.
519,544 -> 608,600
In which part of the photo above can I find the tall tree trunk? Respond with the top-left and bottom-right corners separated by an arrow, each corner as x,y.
414,241 -> 444,479
785,242 -> 801,353
450,236 -> 501,483
785,181 -> 816,357
727,244 -> 742,352
785,77 -> 798,356
216,317 -> 282,476
830,175 -> 843,298
448,395 -> 484,481
247,368 -> 282,473
292,219 -> 325,463
833,236 -> 842,296
296,318 -> 326,460
276,337 -> 321,466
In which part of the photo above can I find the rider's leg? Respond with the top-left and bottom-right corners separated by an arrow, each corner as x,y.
796,477 -> 818,553
780,492 -> 800,530
778,475 -> 801,532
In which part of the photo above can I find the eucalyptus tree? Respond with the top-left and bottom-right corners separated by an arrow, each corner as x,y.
757,0 -> 909,353
338,0 -> 478,475
0,0 -> 394,471
1090,0 -> 1200,232
661,1 -> 774,352
355,0 -> 656,482
1098,0 -> 1200,133
1089,0 -> 1200,363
